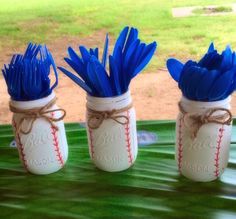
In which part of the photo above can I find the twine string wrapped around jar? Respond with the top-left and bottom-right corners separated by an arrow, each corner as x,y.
9,97 -> 66,135
178,102 -> 232,139
87,102 -> 133,129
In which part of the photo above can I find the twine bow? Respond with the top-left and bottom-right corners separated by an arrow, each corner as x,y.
178,102 -> 232,139
9,97 -> 66,135
87,103 -> 133,129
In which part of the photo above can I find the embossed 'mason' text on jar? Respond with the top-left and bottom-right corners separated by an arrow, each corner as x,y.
86,90 -> 138,172
183,134 -> 218,150
176,96 -> 232,182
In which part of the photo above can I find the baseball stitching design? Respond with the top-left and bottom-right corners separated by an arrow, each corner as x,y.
125,110 -> 133,165
214,125 -> 225,178
177,115 -> 184,172
51,112 -> 64,166
88,127 -> 95,159
12,119 -> 28,171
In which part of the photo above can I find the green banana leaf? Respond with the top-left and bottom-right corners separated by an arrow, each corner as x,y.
0,120 -> 236,219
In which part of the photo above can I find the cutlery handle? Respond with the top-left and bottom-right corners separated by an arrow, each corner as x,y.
49,53 -> 58,91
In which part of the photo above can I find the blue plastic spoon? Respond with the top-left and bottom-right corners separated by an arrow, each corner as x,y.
166,58 -> 184,82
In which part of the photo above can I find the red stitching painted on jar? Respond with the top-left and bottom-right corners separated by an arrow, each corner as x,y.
51,112 -> 64,166
125,110 -> 133,165
177,116 -> 184,172
214,125 -> 225,178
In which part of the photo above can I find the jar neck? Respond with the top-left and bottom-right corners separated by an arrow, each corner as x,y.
86,91 -> 132,111
10,92 -> 55,110
180,96 -> 231,113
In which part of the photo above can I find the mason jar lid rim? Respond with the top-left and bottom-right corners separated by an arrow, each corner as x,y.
10,92 -> 55,108
86,90 -> 131,103
181,95 -> 231,107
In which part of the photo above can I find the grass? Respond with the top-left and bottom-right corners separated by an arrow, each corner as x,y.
214,6 -> 233,12
193,6 -> 233,14
0,0 -> 236,71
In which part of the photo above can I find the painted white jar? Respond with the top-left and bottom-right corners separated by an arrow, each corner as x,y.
10,92 -> 68,175
176,96 -> 232,182
86,90 -> 138,172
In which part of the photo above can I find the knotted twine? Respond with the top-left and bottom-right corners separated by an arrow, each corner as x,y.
9,97 -> 66,135
87,103 -> 133,129
178,102 -> 232,139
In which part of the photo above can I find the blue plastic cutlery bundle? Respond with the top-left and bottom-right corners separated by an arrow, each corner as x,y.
2,43 -> 58,101
167,43 -> 236,101
58,26 -> 157,97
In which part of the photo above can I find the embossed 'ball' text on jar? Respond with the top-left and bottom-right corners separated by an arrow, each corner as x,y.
86,90 -> 138,172
10,92 -> 68,175
176,96 -> 232,182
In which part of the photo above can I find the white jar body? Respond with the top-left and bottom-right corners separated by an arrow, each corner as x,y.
176,96 -> 232,182
11,92 -> 68,175
86,91 -> 138,172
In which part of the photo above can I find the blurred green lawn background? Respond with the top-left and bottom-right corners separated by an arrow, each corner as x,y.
0,0 -> 236,70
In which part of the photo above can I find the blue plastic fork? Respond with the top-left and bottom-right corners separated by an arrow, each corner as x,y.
23,59 -> 42,100
6,55 -> 23,100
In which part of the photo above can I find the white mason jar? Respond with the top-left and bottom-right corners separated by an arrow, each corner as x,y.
10,92 -> 68,175
176,96 -> 232,182
86,90 -> 138,172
